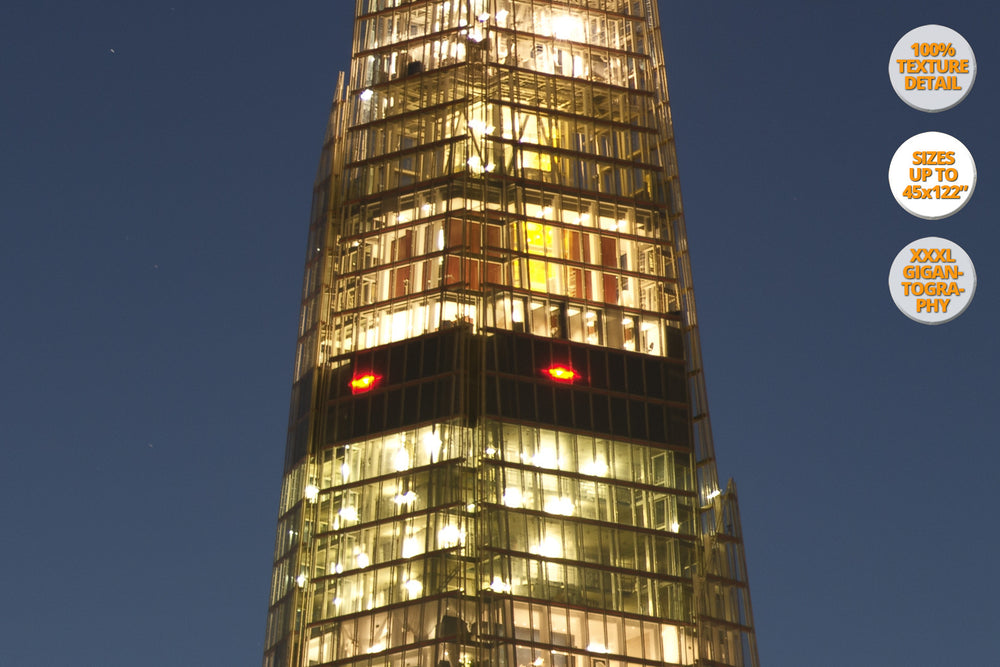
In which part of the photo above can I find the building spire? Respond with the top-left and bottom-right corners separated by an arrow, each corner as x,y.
263,4 -> 759,666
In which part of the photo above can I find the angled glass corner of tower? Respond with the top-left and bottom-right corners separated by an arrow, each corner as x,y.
263,2 -> 760,667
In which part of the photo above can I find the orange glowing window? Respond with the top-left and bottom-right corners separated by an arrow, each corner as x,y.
543,365 -> 579,383
350,373 -> 381,394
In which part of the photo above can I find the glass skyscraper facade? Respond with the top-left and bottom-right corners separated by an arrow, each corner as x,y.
264,2 -> 759,667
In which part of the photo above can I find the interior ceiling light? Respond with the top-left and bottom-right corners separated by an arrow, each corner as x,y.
350,372 -> 381,394
543,365 -> 580,383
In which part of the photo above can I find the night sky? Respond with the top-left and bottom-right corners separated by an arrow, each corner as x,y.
2,2 -> 999,665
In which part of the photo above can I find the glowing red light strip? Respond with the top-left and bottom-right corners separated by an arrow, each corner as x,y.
543,365 -> 579,383
350,373 -> 381,394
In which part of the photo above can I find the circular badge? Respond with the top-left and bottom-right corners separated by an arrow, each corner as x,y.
888,237 -> 976,324
888,25 -> 976,112
888,132 -> 976,219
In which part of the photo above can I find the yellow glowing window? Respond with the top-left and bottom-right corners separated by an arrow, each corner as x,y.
525,222 -> 555,255
520,150 -> 552,172
528,259 -> 548,291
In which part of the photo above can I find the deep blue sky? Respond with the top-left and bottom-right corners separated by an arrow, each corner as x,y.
2,2 -> 998,665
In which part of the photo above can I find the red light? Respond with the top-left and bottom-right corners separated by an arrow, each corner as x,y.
350,373 -> 381,394
543,365 -> 579,383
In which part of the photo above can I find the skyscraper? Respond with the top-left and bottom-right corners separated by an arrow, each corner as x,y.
264,2 -> 759,667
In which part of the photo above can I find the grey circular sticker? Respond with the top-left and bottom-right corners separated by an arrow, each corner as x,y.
888,237 -> 976,324
889,25 -> 976,112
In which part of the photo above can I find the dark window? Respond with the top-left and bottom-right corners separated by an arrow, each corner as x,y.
610,397 -> 628,437
573,392 -> 591,431
294,374 -> 313,418
486,336 -> 499,372
329,366 -> 347,399
668,408 -> 690,447
515,337 -> 534,376
327,405 -> 343,443
385,389 -> 403,430
372,348 -> 388,377
571,347 -> 587,382
589,350 -> 608,389
422,336 -> 439,375
436,378 -> 454,417
647,403 -> 666,443
355,351 -> 374,375
629,400 -> 647,439
388,344 -> 406,383
405,340 -> 422,380
666,327 -> 684,359
419,380 -> 436,421
288,419 -> 310,468
548,341 -> 569,368
534,341 -> 553,375
626,357 -> 644,394
494,333 -> 515,373
517,382 -> 536,420
484,376 -> 498,415
403,384 -> 419,423
536,384 -> 555,423
554,387 -> 574,428
352,398 -> 370,439
437,331 -> 456,373
370,392 -> 386,431
644,359 -> 664,399
608,355 -> 626,392
666,366 -> 687,402
592,394 -> 610,433
499,378 -> 516,417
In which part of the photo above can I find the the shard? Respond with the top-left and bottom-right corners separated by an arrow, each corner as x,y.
263,2 -> 760,666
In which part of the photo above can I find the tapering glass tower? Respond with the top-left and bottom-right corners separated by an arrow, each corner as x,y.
264,2 -> 759,667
